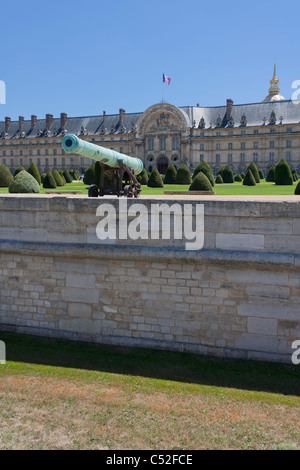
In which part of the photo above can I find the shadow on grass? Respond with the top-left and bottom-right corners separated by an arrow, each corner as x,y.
1,331 -> 299,397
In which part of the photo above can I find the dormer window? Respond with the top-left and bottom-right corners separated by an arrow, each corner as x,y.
228,117 -> 234,127
198,117 -> 206,129
269,111 -> 276,125
240,114 -> 247,126
216,116 -> 222,127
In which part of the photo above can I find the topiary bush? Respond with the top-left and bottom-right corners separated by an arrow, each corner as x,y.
258,169 -> 264,180
243,169 -> 256,186
41,173 -> 47,184
295,180 -> 300,195
63,169 -> 72,184
14,166 -> 25,176
137,168 -> 149,185
234,173 -> 243,182
247,162 -> 260,183
176,164 -> 192,185
222,165 -> 234,183
192,161 -> 215,186
0,164 -> 13,187
241,172 -> 245,179
83,164 -> 96,185
52,170 -> 65,187
9,170 -> 40,193
274,159 -> 293,185
189,172 -> 213,191
266,166 -> 275,182
164,164 -> 177,184
147,168 -> 164,188
27,162 -> 41,185
94,161 -> 113,190
43,171 -> 57,188
215,174 -> 223,184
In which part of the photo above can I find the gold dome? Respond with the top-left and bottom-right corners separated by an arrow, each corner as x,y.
262,63 -> 285,102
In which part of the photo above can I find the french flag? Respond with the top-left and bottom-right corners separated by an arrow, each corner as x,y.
163,74 -> 171,85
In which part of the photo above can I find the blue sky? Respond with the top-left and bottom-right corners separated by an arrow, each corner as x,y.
1,0 -> 299,121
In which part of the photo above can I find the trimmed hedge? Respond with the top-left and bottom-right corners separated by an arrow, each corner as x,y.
266,166 -> 275,182
0,164 -> 13,187
147,168 -> 164,188
53,170 -> 65,187
83,164 -> 96,185
27,162 -> 41,185
274,159 -> 293,185
164,164 -> 177,184
243,169 -> 256,186
63,169 -> 72,184
137,168 -> 149,185
258,169 -> 264,180
9,170 -> 40,193
14,166 -> 25,176
43,171 -> 57,188
189,172 -> 213,191
215,174 -> 223,184
234,173 -> 243,182
176,164 -> 191,184
295,181 -> 300,195
247,162 -> 260,183
222,165 -> 234,183
193,161 -> 215,186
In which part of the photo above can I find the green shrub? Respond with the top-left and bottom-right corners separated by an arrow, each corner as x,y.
243,169 -> 256,186
9,170 -> 40,193
14,166 -> 25,176
215,174 -> 223,184
147,168 -> 164,188
176,164 -> 191,185
189,172 -> 213,191
137,168 -> 149,185
234,173 -> 243,182
247,162 -> 260,183
43,171 -> 57,188
274,159 -> 293,185
266,166 -> 275,182
164,164 -> 177,184
241,172 -> 245,179
217,167 -> 224,177
193,161 -> 214,186
41,173 -> 47,184
0,164 -> 13,187
52,170 -> 65,186
259,169 -> 264,180
83,164 -> 96,185
295,180 -> 300,195
94,162 -> 113,190
222,165 -> 234,183
63,169 -> 72,184
27,162 -> 41,185
293,173 -> 298,182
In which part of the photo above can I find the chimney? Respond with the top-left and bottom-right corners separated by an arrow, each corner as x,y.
103,110 -> 106,120
60,112 -> 67,129
119,108 -> 126,124
5,116 -> 11,132
226,99 -> 233,120
31,115 -> 37,128
46,113 -> 53,131
19,116 -> 24,130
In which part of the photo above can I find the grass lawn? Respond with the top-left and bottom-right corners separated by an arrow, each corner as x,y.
0,331 -> 299,450
0,180 -> 298,196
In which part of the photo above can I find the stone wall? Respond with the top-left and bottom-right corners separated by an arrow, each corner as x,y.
0,195 -> 299,363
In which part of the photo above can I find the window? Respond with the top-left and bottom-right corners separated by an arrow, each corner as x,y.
10,150 -> 13,156
20,158 -> 23,166
270,141 -> 274,148
20,150 -> 23,156
2,150 -> 5,156
228,131 -> 233,137
216,154 -> 220,163
53,158 -> 57,166
241,130 -> 246,136
37,150 -> 40,156
228,143 -> 232,150
200,143 -> 204,151
253,153 -> 258,162
45,149 -> 48,155
200,154 -> 204,161
240,153 -> 245,163
120,147 -> 124,154
216,131 -> 221,137
228,154 -> 232,163
286,140 -> 291,148
172,137 -> 178,150
148,138 -> 154,151
53,149 -> 57,155
254,142 -> 258,149
287,128 -> 292,133
270,129 -> 275,134
216,143 -> 220,150
62,157 -> 65,166
241,142 -> 245,149
160,137 -> 166,151
45,158 -> 49,166
254,130 -> 259,135
286,151 -> 291,161
269,152 -> 274,162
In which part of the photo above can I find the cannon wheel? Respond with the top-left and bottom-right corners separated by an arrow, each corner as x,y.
88,184 -> 99,198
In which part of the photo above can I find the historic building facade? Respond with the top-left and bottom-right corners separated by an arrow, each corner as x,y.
0,68 -> 299,176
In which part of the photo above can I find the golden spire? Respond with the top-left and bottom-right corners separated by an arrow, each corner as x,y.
268,61 -> 280,95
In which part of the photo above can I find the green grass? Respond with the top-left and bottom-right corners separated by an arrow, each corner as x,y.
0,180 -> 298,196
0,332 -> 299,450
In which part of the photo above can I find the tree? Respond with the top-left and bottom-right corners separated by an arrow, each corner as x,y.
0,164 -> 13,187
43,171 -> 57,188
83,164 -> 96,185
234,173 -> 243,182
63,169 -> 72,184
176,164 -> 192,184
14,166 -> 25,176
274,159 -> 293,185
243,169 -> 256,186
247,162 -> 260,183
27,162 -> 41,185
9,170 -> 40,193
164,164 -> 177,184
189,172 -> 213,191
147,168 -> 164,187
266,166 -> 275,182
222,165 -> 234,183
52,170 -> 65,187
193,161 -> 215,186
215,174 -> 223,184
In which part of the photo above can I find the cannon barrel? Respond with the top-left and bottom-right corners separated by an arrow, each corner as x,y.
62,134 -> 143,176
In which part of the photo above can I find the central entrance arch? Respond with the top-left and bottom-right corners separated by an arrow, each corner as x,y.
157,156 -> 169,174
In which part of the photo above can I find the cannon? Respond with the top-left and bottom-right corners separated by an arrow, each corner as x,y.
62,134 -> 143,198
